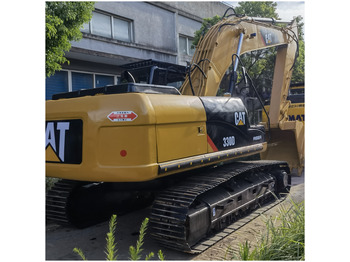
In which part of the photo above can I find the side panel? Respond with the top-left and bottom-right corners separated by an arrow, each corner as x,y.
147,95 -> 208,163
156,122 -> 207,163
97,126 -> 157,166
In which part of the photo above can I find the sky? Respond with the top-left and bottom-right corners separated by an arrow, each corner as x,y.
225,1 -> 305,21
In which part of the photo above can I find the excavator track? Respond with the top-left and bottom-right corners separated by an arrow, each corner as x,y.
46,179 -> 155,228
150,160 -> 290,253
46,179 -> 87,225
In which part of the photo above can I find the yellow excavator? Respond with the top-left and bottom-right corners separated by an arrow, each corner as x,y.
46,12 -> 304,253
262,82 -> 304,174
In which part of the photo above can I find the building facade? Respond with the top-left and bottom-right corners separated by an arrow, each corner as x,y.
46,1 -> 232,100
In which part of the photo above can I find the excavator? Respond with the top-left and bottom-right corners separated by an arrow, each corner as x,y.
262,82 -> 304,169
46,11 -> 304,253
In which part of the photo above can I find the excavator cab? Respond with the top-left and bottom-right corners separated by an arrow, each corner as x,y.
120,59 -> 186,88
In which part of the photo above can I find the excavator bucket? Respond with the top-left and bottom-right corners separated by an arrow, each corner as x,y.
260,120 -> 304,175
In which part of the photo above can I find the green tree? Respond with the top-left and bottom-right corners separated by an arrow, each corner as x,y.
45,2 -> 95,77
234,1 -> 279,18
291,15 -> 305,84
192,15 -> 221,47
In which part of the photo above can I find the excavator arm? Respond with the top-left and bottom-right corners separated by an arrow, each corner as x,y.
180,15 -> 304,173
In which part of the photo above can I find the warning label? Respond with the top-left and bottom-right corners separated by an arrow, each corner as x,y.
107,111 -> 138,122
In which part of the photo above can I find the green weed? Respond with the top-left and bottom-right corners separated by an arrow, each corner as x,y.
129,217 -> 162,260
228,198 -> 305,260
105,214 -> 118,260
46,177 -> 60,192
73,215 -> 165,261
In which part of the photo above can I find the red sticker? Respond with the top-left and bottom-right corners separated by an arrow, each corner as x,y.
107,111 -> 138,122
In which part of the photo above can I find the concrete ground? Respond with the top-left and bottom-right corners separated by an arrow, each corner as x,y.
46,172 -> 304,260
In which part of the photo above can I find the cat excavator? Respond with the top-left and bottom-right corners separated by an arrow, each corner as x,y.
46,12 -> 304,253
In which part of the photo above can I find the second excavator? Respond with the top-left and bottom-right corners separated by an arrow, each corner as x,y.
46,10 -> 304,253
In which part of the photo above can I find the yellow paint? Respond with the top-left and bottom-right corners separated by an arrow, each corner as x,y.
261,102 -> 304,173
262,103 -> 305,125
46,145 -> 60,162
46,93 -> 209,182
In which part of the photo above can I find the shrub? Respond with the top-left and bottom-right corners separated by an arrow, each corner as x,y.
228,199 -> 305,260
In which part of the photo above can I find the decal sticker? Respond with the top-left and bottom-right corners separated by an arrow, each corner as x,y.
234,112 -> 246,126
253,135 -> 262,141
45,120 -> 82,164
265,33 -> 272,44
207,135 -> 219,152
288,114 -> 305,122
46,122 -> 69,162
223,136 -> 235,147
108,111 -> 138,122
260,28 -> 280,46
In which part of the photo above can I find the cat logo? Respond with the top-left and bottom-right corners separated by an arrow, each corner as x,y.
46,122 -> 70,162
265,33 -> 272,44
45,120 -> 83,164
235,112 -> 246,126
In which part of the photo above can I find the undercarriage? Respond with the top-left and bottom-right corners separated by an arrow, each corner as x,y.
46,160 -> 290,252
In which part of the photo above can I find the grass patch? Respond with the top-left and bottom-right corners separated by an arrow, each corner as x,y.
227,198 -> 305,260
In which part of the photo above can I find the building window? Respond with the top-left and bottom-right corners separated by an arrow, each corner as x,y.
113,17 -> 132,42
179,35 -> 195,56
91,12 -> 112,38
82,11 -> 133,42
